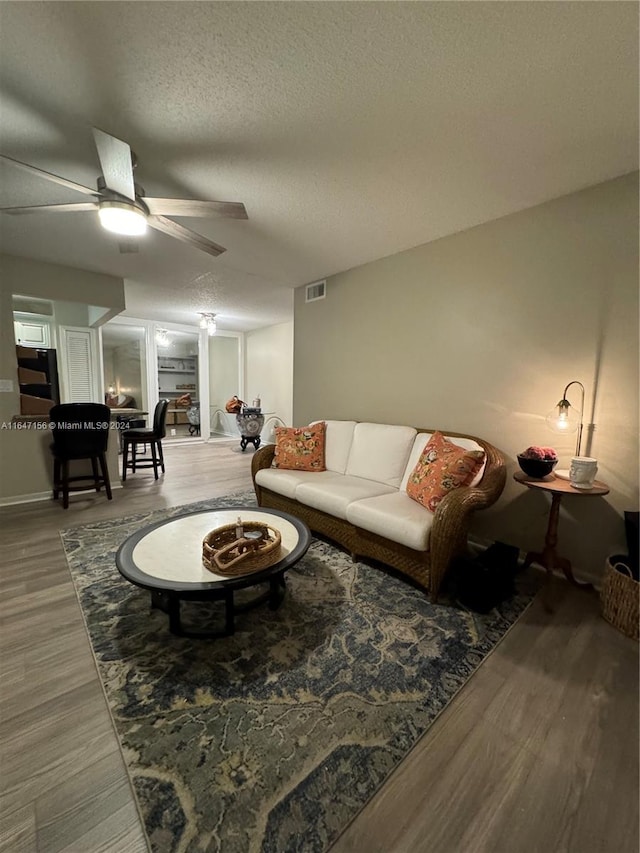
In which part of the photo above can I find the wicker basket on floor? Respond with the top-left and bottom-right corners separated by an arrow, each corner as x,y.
202,521 -> 282,576
600,556 -> 639,641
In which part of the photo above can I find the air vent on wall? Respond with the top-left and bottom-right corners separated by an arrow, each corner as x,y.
305,280 -> 326,303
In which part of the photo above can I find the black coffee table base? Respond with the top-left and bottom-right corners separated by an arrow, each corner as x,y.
150,576 -> 286,638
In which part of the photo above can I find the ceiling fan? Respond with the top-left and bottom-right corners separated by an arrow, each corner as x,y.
0,127 -> 248,256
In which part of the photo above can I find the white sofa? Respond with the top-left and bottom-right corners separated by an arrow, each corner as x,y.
251,421 -> 506,600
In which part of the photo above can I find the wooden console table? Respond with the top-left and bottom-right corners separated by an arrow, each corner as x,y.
514,470 -> 610,589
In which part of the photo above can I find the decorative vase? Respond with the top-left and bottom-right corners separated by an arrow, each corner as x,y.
569,456 -> 598,490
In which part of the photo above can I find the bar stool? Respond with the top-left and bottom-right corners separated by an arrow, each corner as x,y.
122,399 -> 169,481
49,403 -> 113,509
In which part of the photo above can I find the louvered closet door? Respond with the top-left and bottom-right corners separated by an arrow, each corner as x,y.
58,327 -> 100,402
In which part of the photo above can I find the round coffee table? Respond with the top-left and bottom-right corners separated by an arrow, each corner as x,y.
116,506 -> 311,638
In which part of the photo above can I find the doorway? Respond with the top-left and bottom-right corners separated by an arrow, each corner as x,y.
100,316 -> 243,446
156,328 -> 201,442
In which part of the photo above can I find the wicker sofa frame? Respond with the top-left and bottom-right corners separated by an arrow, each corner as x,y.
251,426 -> 506,601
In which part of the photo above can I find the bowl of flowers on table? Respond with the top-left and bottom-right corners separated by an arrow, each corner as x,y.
517,445 -> 558,479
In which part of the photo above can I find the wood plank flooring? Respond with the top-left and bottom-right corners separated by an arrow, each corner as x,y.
0,440 -> 637,853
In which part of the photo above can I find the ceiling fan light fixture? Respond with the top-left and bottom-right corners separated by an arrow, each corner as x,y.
2,128 -> 245,257
98,201 -> 147,236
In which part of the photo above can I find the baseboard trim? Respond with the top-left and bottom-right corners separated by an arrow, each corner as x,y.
0,483 -> 123,507
467,536 -> 602,587
0,490 -> 53,507
468,535 -> 503,558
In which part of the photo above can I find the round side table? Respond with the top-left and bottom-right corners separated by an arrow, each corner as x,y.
514,470 -> 610,588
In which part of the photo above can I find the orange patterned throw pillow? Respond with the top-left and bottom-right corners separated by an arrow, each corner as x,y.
406,431 -> 485,512
274,422 -> 327,471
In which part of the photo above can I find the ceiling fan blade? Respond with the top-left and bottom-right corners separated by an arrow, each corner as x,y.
0,201 -> 98,214
92,127 -> 135,200
148,215 -> 226,257
141,198 -> 248,219
0,154 -> 99,197
118,238 -> 139,254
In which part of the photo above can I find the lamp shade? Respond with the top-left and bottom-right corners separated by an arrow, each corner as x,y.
545,399 -> 581,434
545,380 -> 585,457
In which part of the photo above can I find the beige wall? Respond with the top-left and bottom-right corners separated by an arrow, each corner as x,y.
0,254 -> 125,501
293,173 -> 639,581
246,322 -> 294,440
52,299 -> 89,327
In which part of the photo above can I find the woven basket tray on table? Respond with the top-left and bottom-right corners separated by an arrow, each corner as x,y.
600,556 -> 639,641
202,521 -> 282,576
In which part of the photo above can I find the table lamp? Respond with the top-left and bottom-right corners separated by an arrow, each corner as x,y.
545,380 -> 585,479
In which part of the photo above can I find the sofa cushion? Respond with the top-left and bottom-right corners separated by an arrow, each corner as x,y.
406,431 -> 485,512
295,475 -> 396,520
345,423 -> 417,487
346,492 -> 434,552
310,420 -> 357,474
274,422 -> 326,471
255,467 -> 343,500
400,432 -> 487,491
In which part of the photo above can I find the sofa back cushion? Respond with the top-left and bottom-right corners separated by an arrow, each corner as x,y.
400,432 -> 487,491
310,420 -> 357,474
345,423 -> 417,488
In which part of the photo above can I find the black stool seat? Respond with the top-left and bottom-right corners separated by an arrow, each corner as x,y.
122,399 -> 169,481
49,403 -> 113,509
123,428 -> 154,439
115,415 -> 146,452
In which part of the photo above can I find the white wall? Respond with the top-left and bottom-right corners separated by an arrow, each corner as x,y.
246,322 -> 294,441
292,174 -> 639,582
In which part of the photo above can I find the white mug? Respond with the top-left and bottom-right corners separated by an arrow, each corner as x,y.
570,456 -> 598,490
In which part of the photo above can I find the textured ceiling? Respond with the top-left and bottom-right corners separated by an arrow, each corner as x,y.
0,2 -> 637,332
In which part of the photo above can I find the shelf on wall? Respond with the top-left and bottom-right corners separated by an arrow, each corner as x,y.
16,346 -> 60,416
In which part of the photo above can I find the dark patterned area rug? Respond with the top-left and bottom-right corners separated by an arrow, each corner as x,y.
61,492 -> 538,853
